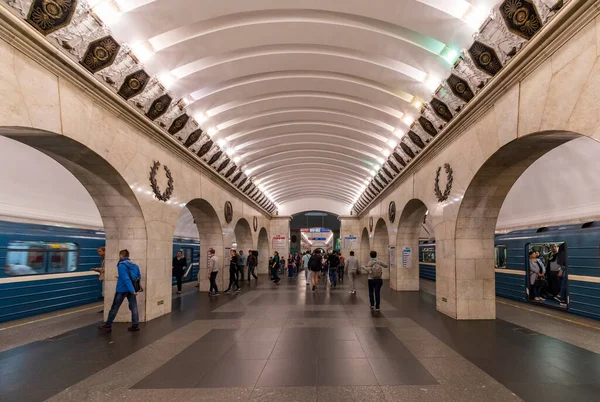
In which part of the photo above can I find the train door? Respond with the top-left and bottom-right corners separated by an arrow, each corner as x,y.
526,242 -> 568,310
181,247 -> 194,282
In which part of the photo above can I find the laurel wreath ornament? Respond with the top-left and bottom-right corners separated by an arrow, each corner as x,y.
434,163 -> 453,202
149,161 -> 174,202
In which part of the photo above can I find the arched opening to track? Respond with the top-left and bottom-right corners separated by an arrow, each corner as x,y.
373,218 -> 390,280
257,227 -> 270,275
394,199 -> 429,291
360,227 -> 370,266
454,131 -> 598,319
185,199 -> 223,292
0,127 -> 147,323
170,207 -> 201,299
233,218 -> 253,282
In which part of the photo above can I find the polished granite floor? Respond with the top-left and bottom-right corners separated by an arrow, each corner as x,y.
1,274 -> 600,401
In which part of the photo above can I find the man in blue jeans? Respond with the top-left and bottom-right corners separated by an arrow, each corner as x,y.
98,249 -> 141,333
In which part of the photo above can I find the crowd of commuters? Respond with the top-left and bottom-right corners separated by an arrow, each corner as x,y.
95,245 -> 389,334
528,243 -> 567,305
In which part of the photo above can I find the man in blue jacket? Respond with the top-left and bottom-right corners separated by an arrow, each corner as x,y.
98,249 -> 141,333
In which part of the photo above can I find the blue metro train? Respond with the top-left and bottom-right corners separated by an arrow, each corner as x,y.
0,220 -> 199,323
418,222 -> 600,321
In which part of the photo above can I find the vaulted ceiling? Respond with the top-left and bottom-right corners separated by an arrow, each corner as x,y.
6,0 -> 562,215
100,0 -> 497,208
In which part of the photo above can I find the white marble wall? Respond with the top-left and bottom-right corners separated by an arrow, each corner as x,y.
0,36 -> 271,322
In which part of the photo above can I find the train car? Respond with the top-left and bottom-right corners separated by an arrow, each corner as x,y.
418,241 -> 436,281
0,220 -> 105,323
0,220 -> 202,323
171,238 -> 200,285
494,222 -> 600,321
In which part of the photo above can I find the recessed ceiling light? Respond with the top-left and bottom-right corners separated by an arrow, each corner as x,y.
463,6 -> 489,30
130,41 -> 154,63
225,147 -> 235,156
424,75 -> 441,92
92,0 -> 122,25
387,138 -> 398,149
411,97 -> 424,110
382,149 -> 391,157
363,179 -> 370,186
370,170 -> 377,177
216,139 -> 227,147
402,116 -> 415,126
194,112 -> 208,124
207,127 -> 219,137
394,128 -> 406,139
233,156 -> 241,164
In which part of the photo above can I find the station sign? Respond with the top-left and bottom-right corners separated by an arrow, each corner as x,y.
300,228 -> 331,233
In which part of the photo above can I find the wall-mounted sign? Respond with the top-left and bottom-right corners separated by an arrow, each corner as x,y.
272,235 -> 286,249
300,228 -> 331,233
389,246 -> 396,269
343,235 -> 358,251
402,247 -> 412,269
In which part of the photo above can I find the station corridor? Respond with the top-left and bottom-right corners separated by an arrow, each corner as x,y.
2,276 -> 600,402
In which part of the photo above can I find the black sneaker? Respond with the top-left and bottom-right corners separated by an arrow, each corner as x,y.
98,325 -> 112,333
213,292 -> 220,296
128,325 -> 140,332
370,306 -> 374,310
224,290 -> 231,294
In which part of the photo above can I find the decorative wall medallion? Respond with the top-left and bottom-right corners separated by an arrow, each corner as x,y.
369,216 -> 374,232
388,201 -> 396,223
388,162 -> 400,174
238,177 -> 247,188
146,94 -> 172,120
252,216 -> 258,232
80,35 -> 120,73
183,130 -> 202,148
232,172 -> 242,183
244,182 -> 253,192
225,166 -> 236,178
208,151 -> 222,165
374,176 -> 385,189
393,152 -> 407,167
430,98 -> 453,122
500,0 -> 542,40
377,173 -> 389,185
447,74 -> 475,103
468,41 -> 503,76
408,131 -> 426,149
400,143 -> 415,159
196,139 -> 212,156
418,117 -> 438,137
27,0 -> 78,35
217,158 -> 230,172
382,166 -> 393,179
149,161 -> 174,202
118,70 -> 150,100
224,201 -> 233,223
434,163 -> 454,203
168,114 -> 189,135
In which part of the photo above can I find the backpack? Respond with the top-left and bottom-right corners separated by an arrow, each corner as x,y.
370,261 -> 383,279
126,263 -> 143,293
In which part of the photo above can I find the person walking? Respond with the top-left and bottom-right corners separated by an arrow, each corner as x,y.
224,249 -> 241,293
91,246 -> 106,313
328,252 -> 340,288
247,250 -> 258,281
98,249 -> 141,332
345,251 -> 359,294
238,250 -> 247,282
303,251 -> 311,285
338,253 -> 345,284
308,250 -> 322,291
287,253 -> 296,278
361,251 -> 387,311
270,251 -> 281,283
172,250 -> 187,294
207,248 -> 219,296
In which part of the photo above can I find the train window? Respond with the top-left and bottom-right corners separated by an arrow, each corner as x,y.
421,246 -> 436,263
495,245 -> 507,268
183,248 -> 193,264
4,241 -> 78,276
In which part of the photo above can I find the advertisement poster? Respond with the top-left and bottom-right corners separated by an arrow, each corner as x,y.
402,247 -> 412,269
343,235 -> 358,251
224,247 -> 231,269
388,246 -> 396,269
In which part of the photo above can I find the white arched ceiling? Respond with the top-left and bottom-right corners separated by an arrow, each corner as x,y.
104,0 -> 494,209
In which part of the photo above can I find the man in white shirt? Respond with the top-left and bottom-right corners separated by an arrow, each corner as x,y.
302,252 -> 311,285
207,249 -> 220,296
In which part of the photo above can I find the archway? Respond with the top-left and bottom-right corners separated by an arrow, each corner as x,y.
0,127 -> 148,322
395,199 -> 429,291
233,218 -> 253,281
373,218 -> 390,280
257,227 -> 270,274
454,131 -> 582,319
170,207 -> 201,298
185,199 -> 224,292
360,227 -> 370,265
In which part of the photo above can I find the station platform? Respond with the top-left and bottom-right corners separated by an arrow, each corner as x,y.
1,276 -> 599,402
